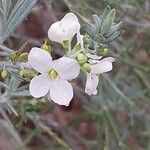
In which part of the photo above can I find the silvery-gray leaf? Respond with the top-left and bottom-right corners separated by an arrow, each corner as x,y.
106,22 -> 122,37
100,9 -> 116,35
0,8 -> 4,39
94,34 -> 106,43
0,1 -> 2,9
106,31 -> 122,42
0,120 -> 24,150
2,0 -> 37,43
83,24 -> 95,38
2,0 -> 11,20
92,14 -> 101,32
100,16 -> 112,35
101,5 -> 111,23
91,24 -> 98,34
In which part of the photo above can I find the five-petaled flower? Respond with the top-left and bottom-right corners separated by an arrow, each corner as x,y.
28,48 -> 80,106
48,13 -> 80,43
85,57 -> 115,95
28,12 -> 115,105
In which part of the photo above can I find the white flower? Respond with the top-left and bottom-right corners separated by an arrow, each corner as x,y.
48,13 -> 80,43
85,57 -> 115,95
28,47 -> 80,106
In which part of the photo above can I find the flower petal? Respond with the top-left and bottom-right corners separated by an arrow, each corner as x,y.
28,47 -> 53,73
55,57 -> 80,80
100,57 -> 115,63
86,53 -> 102,60
85,73 -> 99,95
48,21 -> 67,43
29,74 -> 51,98
91,57 -> 114,74
50,79 -> 73,106
60,13 -> 81,40
48,13 -> 80,43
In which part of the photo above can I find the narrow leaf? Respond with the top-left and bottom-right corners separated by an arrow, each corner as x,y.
2,0 -> 37,42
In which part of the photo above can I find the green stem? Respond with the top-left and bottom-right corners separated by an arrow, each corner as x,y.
110,52 -> 150,73
69,49 -> 84,58
134,69 -> 150,92
103,106 -> 130,150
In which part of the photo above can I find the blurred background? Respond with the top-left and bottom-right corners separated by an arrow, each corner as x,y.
0,0 -> 150,150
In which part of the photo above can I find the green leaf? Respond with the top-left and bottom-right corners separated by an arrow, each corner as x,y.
0,8 -> 4,39
94,34 -> 106,43
106,22 -> 122,37
0,1 -> 2,9
92,14 -> 101,33
100,17 -> 112,35
0,44 -> 13,53
83,24 -> 95,38
2,0 -> 11,20
101,5 -> 111,23
2,0 -> 37,42
106,30 -> 123,42
100,9 -> 116,35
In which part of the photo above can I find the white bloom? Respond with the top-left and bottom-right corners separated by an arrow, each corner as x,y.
28,47 -> 80,106
85,73 -> 99,95
48,13 -> 80,43
85,57 -> 115,95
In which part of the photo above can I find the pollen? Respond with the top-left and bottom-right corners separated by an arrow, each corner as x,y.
49,70 -> 58,80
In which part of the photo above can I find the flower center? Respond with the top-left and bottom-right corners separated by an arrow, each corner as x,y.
49,69 -> 58,80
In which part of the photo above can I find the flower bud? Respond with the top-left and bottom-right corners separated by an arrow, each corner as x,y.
82,63 -> 91,73
97,48 -> 109,56
41,41 -> 51,53
18,52 -> 28,62
77,53 -> 88,65
20,68 -> 37,79
1,68 -> 9,79
10,52 -> 18,63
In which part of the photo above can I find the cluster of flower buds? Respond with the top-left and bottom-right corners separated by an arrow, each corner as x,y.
23,13 -> 115,106
0,67 -> 9,79
10,51 -> 28,63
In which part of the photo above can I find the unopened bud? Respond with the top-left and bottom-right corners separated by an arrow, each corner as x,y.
20,68 -> 37,79
10,52 -> 18,63
1,68 -> 9,79
18,52 -> 28,62
77,53 -> 88,65
97,48 -> 109,56
82,63 -> 91,73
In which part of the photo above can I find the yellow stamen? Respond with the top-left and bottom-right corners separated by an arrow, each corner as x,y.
49,70 -> 58,80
